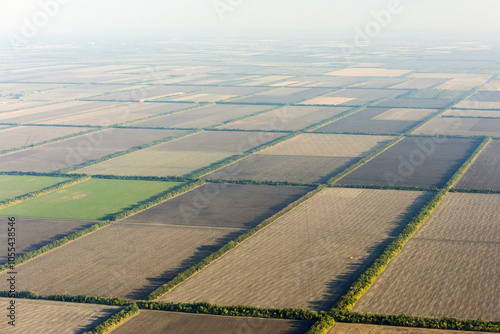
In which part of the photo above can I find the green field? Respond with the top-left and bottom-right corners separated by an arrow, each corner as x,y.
0,178 -> 185,220
0,175 -> 70,202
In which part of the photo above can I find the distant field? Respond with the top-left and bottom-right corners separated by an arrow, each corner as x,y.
76,131 -> 285,177
412,117 -> 500,137
230,87 -> 331,104
0,179 -> 184,220
350,77 -> 409,89
3,223 -> 242,299
374,99 -> 450,109
109,310 -> 312,334
218,106 -> 350,131
0,217 -> 95,263
325,67 -> 411,77
455,100 -> 500,110
443,109 -> 500,118
300,88 -> 408,106
88,85 -> 202,101
123,183 -> 311,229
392,78 -> 447,89
397,88 -> 465,100
0,298 -> 120,334
207,134 -> 392,183
353,192 -> 500,321
314,108 -> 437,134
156,86 -> 269,103
455,140 -> 500,191
131,104 -> 273,129
0,126 -> 92,152
162,188 -> 429,311
0,175 -> 70,201
0,128 -> 186,172
338,137 -> 479,188
328,323 -> 491,334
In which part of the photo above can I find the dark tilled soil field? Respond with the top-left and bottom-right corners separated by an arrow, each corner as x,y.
456,140 -> 500,191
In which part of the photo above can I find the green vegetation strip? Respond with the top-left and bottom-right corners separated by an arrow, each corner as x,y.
0,176 -> 90,210
147,185 -> 325,300
327,136 -> 403,186
59,130 -> 199,174
83,304 -> 139,334
0,221 -> 109,272
136,301 -> 321,321
305,316 -> 337,334
0,291 -> 129,306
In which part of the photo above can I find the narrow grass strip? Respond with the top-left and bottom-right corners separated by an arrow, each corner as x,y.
147,185 -> 325,300
83,303 -> 139,334
136,301 -> 321,321
0,176 -> 90,210
327,136 -> 403,186
0,220 -> 109,272
0,291 -> 129,306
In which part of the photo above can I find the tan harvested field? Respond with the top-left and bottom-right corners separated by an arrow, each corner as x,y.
328,323 -> 491,334
218,106 -> 350,131
392,78 -> 447,89
371,108 -> 437,121
0,298 -> 120,334
482,80 -> 500,91
259,133 -> 393,157
350,77 -> 408,89
131,104 -> 273,129
162,188 -> 429,311
109,310 -> 312,334
443,109 -> 500,118
412,117 -> 500,137
454,100 -> 500,110
1,223 -> 242,299
0,217 -> 94,263
353,193 -> 500,321
299,96 -> 355,105
88,85 -> 202,102
156,86 -> 268,102
231,87 -> 331,104
0,126 -> 92,152
76,131 -> 284,177
238,75 -> 293,86
326,68 -> 412,77
0,128 -> 186,172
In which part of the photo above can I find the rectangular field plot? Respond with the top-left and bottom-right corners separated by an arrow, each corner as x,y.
353,193 -> 500,321
326,67 -> 412,77
338,137 -> 480,188
0,128 -> 186,172
373,98 -> 451,109
0,298 -> 120,334
455,140 -> 500,191
350,77 -> 410,89
300,89 -> 408,106
108,310 -> 313,334
270,76 -> 364,88
207,134 -> 393,183
454,100 -> 500,110
413,117 -> 500,137
90,85 -> 202,102
130,104 -> 273,129
123,183 -> 311,229
230,87 -> 331,104
76,131 -> 285,177
443,109 -> 500,118
155,86 -> 269,103
314,108 -> 437,135
161,188 -> 429,311
328,323 -> 491,334
0,179 -> 184,220
0,175 -> 69,201
2,223 -> 244,299
392,78 -> 449,89
0,217 -> 94,263
0,126 -> 92,152
218,106 -> 350,131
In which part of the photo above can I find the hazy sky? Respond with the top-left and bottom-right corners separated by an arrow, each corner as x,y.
2,0 -> 500,42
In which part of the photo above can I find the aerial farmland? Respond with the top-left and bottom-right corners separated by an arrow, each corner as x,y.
1,10 -> 500,333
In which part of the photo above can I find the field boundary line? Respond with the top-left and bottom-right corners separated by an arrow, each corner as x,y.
147,185 -> 325,300
0,175 -> 90,210
83,303 -> 139,334
327,136 -> 403,186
